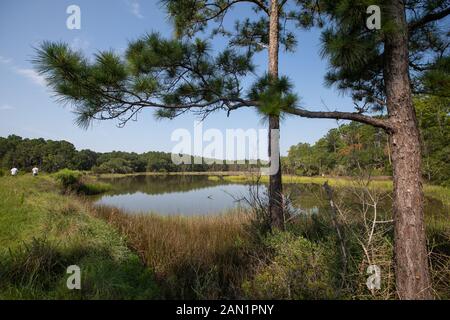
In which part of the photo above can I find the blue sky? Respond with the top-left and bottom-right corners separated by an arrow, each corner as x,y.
0,0 -> 355,156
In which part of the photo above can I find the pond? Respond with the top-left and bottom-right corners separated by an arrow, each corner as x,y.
96,183 -> 251,215
92,174 -> 447,218
92,175 -> 326,215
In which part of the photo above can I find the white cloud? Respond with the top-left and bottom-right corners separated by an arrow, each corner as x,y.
14,68 -> 46,87
126,0 -> 144,19
0,104 -> 15,111
70,37 -> 90,51
0,54 -> 46,87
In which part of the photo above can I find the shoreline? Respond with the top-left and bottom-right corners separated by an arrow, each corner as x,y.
92,172 -> 449,207
96,171 -> 393,180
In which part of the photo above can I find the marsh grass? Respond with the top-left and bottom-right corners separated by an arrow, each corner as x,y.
426,207 -> 450,299
92,206 -> 261,299
424,185 -> 450,207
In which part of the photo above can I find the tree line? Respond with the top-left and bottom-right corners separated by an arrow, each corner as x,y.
0,135 -> 263,174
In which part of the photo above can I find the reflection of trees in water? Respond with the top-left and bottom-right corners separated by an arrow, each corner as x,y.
95,175 -> 446,218
99,175 -> 230,196
283,184 -> 332,215
286,184 -> 388,218
286,184 -> 446,221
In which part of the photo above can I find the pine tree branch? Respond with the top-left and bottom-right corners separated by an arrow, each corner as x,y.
89,92 -> 257,123
279,0 -> 288,9
284,107 -> 392,131
200,0 -> 269,23
408,7 -> 450,31
249,0 -> 269,15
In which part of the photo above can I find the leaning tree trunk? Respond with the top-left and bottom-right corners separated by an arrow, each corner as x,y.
267,0 -> 284,229
384,0 -> 432,299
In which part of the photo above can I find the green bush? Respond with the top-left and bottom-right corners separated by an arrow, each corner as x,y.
0,168 -> 5,177
54,169 -> 112,195
53,169 -> 83,192
242,231 -> 336,299
53,169 -> 111,195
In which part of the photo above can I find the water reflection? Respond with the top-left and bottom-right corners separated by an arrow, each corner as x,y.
92,175 -> 447,218
93,175 -> 327,215
95,183 -> 252,215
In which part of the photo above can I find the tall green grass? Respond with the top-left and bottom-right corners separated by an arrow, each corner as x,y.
0,175 -> 158,299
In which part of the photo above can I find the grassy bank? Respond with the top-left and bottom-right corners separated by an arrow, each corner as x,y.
0,175 -> 158,299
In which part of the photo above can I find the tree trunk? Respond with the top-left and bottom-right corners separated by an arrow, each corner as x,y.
268,115 -> 284,229
384,0 -> 432,299
267,0 -> 284,229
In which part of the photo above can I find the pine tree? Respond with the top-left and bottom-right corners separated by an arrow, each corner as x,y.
282,0 -> 449,299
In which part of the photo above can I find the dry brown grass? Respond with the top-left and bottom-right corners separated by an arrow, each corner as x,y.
91,206 -> 259,299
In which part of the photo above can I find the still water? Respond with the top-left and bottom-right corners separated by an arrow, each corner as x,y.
93,175 -> 324,215
93,175 -> 447,217
96,184 -> 251,215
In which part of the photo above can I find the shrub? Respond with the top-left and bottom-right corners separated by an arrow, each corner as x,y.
242,231 -> 336,299
53,169 -> 83,193
53,169 -> 110,195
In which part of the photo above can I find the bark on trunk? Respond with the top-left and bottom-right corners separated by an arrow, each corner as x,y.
384,0 -> 432,299
267,0 -> 284,229
268,115 -> 284,229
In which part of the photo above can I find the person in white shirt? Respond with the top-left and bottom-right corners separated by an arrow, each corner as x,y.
11,167 -> 18,176
32,167 -> 39,176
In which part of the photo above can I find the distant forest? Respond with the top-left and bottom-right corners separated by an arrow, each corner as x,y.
0,135 -> 262,174
1,97 -> 448,185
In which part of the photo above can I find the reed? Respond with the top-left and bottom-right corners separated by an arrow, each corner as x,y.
92,206 -> 259,299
